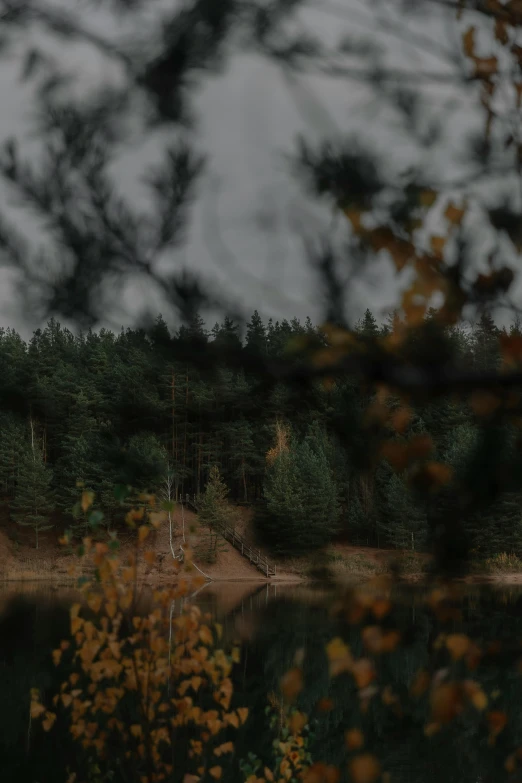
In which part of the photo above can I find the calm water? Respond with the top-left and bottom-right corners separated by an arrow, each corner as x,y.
1,579 -> 522,783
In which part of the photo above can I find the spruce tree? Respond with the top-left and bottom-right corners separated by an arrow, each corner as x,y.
11,426 -> 54,549
0,413 -> 26,500
261,427 -> 339,555
196,465 -> 231,563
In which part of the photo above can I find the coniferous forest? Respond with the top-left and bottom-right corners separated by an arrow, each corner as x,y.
1,308 -> 520,558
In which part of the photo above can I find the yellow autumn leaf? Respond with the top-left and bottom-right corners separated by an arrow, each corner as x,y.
199,625 -> 213,645
209,766 -> 222,779
138,525 -> 150,544
280,667 -> 303,702
237,707 -> 249,724
30,701 -> 46,720
352,659 -> 376,689
81,490 -> 94,512
42,711 -> 57,732
214,741 -> 234,756
224,712 -> 239,728
446,633 -> 470,660
288,711 -> 307,734
191,676 -> 202,692
87,593 -> 102,613
52,649 -> 62,666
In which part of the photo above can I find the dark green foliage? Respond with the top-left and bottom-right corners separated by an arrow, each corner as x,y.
377,464 -> 428,551
260,427 -> 340,555
195,465 -> 232,563
0,312 -> 518,560
11,431 -> 54,549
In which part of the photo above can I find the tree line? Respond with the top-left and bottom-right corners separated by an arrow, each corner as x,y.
0,308 -> 519,556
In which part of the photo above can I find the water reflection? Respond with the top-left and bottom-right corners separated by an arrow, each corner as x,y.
2,580 -> 522,783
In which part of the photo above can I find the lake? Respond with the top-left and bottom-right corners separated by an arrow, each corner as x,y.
1,578 -> 521,783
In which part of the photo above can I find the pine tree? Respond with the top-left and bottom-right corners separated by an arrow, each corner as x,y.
11,422 -> 54,549
196,465 -> 231,563
198,465 -> 230,530
356,309 -> 380,338
245,310 -> 267,356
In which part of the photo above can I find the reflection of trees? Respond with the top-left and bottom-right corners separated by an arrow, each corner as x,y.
234,588 -> 522,783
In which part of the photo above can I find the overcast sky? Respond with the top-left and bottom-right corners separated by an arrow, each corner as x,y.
0,0 -> 507,339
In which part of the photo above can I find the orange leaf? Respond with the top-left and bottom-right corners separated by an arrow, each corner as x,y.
488,710 -> 507,740
431,683 -> 463,724
144,550 -> 156,566
444,202 -> 466,226
81,490 -> 94,512
349,754 -> 381,783
462,26 -> 475,57
214,742 -> 234,756
380,442 -> 410,472
209,771 -> 222,782
224,712 -> 239,729
199,625 -> 213,646
303,763 -> 340,783
237,707 -> 249,725
138,525 -> 150,544
463,680 -> 488,711
429,460 -> 453,484
42,711 -> 57,732
326,638 -> 353,677
430,235 -> 446,260
471,391 -> 501,417
410,670 -> 430,698
288,711 -> 308,734
30,701 -> 46,720
280,667 -> 303,702
389,409 -> 412,435
87,594 -> 102,613
317,698 -> 334,712
52,649 -> 62,666
446,634 -> 470,661
345,728 -> 365,750
372,599 -> 392,620
473,56 -> 498,78
344,208 -> 364,234
352,659 -> 375,689
500,333 -> 522,364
